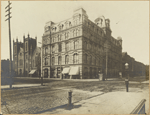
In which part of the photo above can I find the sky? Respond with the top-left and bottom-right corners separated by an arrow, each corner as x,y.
1,1 -> 149,65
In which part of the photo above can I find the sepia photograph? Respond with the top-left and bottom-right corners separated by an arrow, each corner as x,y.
1,1 -> 149,114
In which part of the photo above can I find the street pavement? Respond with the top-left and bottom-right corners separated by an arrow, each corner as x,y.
1,77 -> 149,114
40,81 -> 149,114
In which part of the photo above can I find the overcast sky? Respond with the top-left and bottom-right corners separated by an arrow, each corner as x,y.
1,1 -> 149,65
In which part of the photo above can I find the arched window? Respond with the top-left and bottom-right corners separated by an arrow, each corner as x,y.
74,41 -> 78,49
59,34 -> 62,41
58,56 -> 62,65
45,47 -> 48,55
58,43 -> 62,52
92,43 -> 94,51
65,23 -> 68,29
94,57 -> 96,65
68,32 -> 70,38
65,32 -> 70,39
19,69 -> 22,75
89,55 -> 92,65
55,27 -> 57,31
19,59 -> 23,66
52,45 -> 55,53
33,60 -> 34,67
65,33 -> 67,39
65,55 -> 69,64
73,53 -> 78,64
69,22 -> 71,26
76,29 -> 79,36
45,58 -> 48,65
62,24 -> 64,29
73,30 -> 76,37
85,54 -> 88,64
85,41 -> 87,49
84,67 -> 88,76
88,43 -> 91,50
52,57 -> 55,65
65,42 -> 69,51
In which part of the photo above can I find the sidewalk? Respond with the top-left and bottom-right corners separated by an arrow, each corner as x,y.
41,87 -> 149,114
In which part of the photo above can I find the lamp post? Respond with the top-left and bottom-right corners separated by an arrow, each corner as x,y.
38,42 -> 43,86
125,62 -> 129,92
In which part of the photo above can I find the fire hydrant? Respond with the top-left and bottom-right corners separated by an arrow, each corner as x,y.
68,90 -> 72,106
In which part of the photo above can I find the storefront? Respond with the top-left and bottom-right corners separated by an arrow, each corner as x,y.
62,67 -> 70,79
69,66 -> 80,79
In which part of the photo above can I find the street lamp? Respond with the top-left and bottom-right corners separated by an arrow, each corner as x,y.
125,62 -> 129,92
125,63 -> 129,70
38,42 -> 43,86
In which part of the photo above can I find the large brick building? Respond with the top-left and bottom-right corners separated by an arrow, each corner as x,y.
13,34 -> 41,77
42,7 -> 122,79
122,52 -> 145,77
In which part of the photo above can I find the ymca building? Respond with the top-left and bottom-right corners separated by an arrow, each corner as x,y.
42,7 -> 122,79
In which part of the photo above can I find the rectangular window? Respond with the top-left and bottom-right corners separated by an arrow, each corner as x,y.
65,42 -> 69,51
58,44 -> 62,52
52,45 -> 55,53
58,56 -> 62,65
26,55 -> 28,60
52,57 -> 55,65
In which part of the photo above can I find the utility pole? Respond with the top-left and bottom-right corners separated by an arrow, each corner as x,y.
5,1 -> 12,88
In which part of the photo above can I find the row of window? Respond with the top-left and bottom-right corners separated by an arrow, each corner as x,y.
45,20 -> 81,33
44,53 -> 79,66
51,29 -> 80,43
44,40 -> 79,54
84,54 -> 98,65
84,41 -> 104,51
84,20 -> 104,36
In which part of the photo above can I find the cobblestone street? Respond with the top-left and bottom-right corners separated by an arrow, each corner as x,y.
1,77 -> 149,114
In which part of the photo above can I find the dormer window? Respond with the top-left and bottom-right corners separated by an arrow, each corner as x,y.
69,22 -> 72,27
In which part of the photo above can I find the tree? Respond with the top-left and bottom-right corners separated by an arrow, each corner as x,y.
145,65 -> 149,80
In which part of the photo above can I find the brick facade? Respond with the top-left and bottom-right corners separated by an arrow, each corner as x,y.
42,8 -> 122,79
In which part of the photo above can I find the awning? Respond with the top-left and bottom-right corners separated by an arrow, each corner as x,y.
29,70 -> 36,74
62,68 -> 70,74
69,66 -> 79,75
